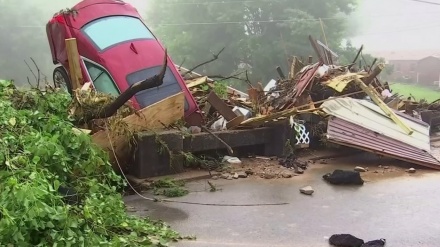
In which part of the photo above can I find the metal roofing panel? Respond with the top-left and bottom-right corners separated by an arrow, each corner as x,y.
322,97 -> 431,151
322,97 -> 440,169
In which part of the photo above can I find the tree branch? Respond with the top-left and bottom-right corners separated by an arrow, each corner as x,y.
183,47 -> 225,76
82,49 -> 168,122
30,57 -> 41,89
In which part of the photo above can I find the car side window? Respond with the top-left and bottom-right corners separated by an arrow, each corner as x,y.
84,61 -> 120,97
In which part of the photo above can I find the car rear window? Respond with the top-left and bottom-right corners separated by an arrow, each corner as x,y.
82,15 -> 154,51
126,66 -> 189,111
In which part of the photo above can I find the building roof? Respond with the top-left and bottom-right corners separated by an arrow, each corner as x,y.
371,50 -> 440,61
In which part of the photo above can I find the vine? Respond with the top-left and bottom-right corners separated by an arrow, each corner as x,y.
0,80 -> 182,246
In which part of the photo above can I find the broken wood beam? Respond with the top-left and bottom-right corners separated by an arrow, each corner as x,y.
207,91 -> 238,121
65,38 -> 83,90
186,76 -> 208,88
354,78 -> 413,135
239,108 -> 320,128
349,45 -> 363,70
276,66 -> 286,79
364,63 -> 385,85
309,35 -> 325,64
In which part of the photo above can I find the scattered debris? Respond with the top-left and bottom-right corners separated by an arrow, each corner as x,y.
362,239 -> 386,247
355,166 -> 367,172
407,168 -> 417,174
207,180 -> 218,192
295,168 -> 305,174
300,186 -> 315,195
323,170 -> 364,186
263,174 -> 276,179
245,169 -> 254,175
153,178 -> 189,198
329,234 -> 386,247
233,173 -> 239,179
237,171 -> 248,178
223,156 -> 242,164
329,234 -> 364,247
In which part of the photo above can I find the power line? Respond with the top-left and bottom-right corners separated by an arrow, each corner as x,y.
163,0 -> 270,4
151,11 -> 440,26
406,0 -> 440,5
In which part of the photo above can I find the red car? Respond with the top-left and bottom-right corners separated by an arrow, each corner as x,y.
46,0 -> 203,126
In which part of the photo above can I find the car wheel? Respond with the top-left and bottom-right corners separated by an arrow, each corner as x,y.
53,66 -> 73,95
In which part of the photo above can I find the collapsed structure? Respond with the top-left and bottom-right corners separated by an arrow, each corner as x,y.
175,35 -> 440,171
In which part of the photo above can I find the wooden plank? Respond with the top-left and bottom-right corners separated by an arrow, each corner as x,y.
240,108 -> 320,127
206,91 -> 237,121
65,38 -> 83,90
354,78 -> 413,135
226,115 -> 245,130
92,92 -> 185,166
324,73 -> 366,93
186,76 -> 208,88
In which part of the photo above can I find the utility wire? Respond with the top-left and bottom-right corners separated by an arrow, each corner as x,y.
103,121 -> 289,207
406,0 -> 440,5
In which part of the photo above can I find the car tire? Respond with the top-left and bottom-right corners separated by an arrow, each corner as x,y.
53,66 -> 73,95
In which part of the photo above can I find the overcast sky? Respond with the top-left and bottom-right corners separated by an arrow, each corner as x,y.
54,0 -> 440,54
350,0 -> 440,52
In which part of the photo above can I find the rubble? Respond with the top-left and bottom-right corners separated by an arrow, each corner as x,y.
300,186 -> 315,195
407,168 -> 417,174
237,171 -> 248,178
68,33 -> 440,178
355,166 -> 368,172
176,35 -> 440,174
223,156 -> 242,164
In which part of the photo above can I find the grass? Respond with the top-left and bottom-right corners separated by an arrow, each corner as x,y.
152,178 -> 189,198
390,82 -> 440,103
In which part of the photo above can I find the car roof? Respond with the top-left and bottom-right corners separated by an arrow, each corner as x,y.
73,0 -> 125,10
66,0 -> 139,29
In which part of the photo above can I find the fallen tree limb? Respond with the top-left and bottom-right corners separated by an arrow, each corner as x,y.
183,47 -> 225,76
81,49 -> 168,123
349,45 -> 363,70
201,126 -> 234,155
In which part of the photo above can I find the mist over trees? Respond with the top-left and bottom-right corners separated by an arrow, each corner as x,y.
0,0 -> 147,86
146,0 -> 361,86
0,0 -> 374,88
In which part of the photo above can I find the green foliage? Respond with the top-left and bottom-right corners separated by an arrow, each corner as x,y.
147,0 -> 358,83
212,82 -> 228,99
0,81 -> 181,246
391,82 -> 440,103
153,178 -> 188,198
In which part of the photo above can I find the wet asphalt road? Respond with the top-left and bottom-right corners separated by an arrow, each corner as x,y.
124,160 -> 440,247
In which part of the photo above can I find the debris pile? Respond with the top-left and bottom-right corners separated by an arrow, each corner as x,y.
176,35 -> 440,172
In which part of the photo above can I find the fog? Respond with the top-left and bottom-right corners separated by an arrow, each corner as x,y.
0,0 -> 150,85
350,0 -> 440,53
1,0 -> 440,84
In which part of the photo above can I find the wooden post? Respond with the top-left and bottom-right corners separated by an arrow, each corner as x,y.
65,38 -> 83,91
354,78 -> 413,135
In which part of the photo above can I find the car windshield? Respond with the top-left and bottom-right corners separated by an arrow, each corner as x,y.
82,15 -> 154,51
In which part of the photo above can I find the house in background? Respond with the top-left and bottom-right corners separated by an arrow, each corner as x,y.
372,50 -> 440,86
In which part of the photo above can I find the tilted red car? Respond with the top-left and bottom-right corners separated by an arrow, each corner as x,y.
46,0 -> 203,126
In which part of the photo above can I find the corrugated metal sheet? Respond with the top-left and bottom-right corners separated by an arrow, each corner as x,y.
322,97 -> 440,169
